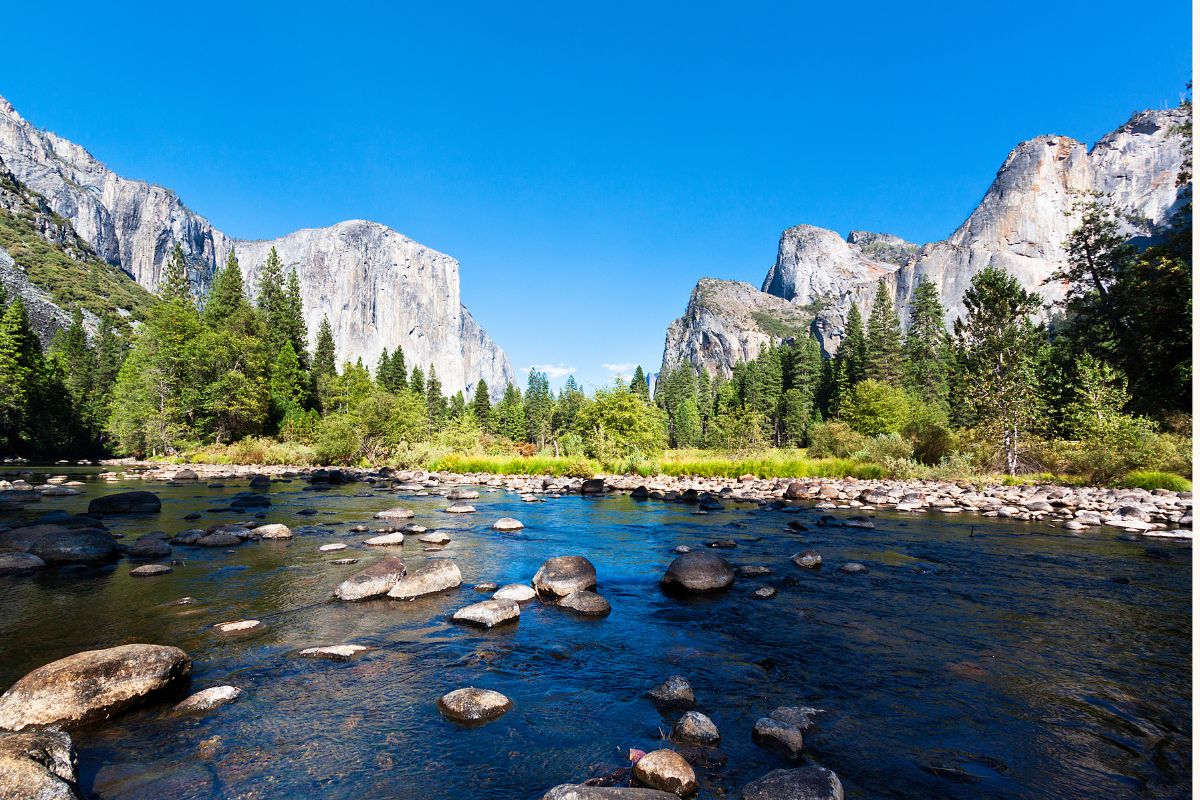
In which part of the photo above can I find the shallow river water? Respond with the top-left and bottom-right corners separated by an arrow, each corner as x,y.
0,470 -> 1191,799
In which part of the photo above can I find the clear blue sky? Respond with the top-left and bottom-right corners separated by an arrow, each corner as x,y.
2,0 -> 1190,389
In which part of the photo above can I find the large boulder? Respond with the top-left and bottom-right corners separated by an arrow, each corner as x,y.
558,590 -> 611,616
334,556 -> 407,601
581,478 -> 606,495
28,530 -> 118,564
386,560 -> 462,600
0,644 -> 191,731
86,491 -> 160,516
0,525 -> 70,552
740,767 -> 844,800
661,551 -> 734,593
532,556 -> 597,597
632,749 -> 698,796
0,729 -> 79,800
436,687 -> 512,722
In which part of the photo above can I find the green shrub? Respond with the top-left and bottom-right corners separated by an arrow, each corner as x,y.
807,421 -> 868,459
839,379 -> 914,436
1122,471 -> 1192,492
313,414 -> 362,465
855,433 -> 913,464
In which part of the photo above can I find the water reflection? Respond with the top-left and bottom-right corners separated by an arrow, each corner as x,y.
0,469 -> 1190,799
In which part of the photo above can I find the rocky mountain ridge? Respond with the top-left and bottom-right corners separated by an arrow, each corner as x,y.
663,106 -> 1189,376
0,95 -> 513,396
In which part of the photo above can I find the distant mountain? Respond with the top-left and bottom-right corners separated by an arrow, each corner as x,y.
0,96 -> 513,396
662,106 -> 1190,377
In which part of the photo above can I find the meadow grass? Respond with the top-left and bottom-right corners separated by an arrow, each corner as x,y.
1121,470 -> 1193,492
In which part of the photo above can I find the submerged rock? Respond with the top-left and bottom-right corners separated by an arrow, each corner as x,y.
740,766 -> 843,800
436,687 -> 512,722
838,562 -> 868,574
452,599 -> 520,628
532,556 -> 598,597
130,564 -> 172,577
87,491 -> 161,516
672,710 -> 720,745
374,507 -> 415,520
364,532 -> 406,546
444,504 -> 476,514
213,620 -> 261,634
195,532 -> 242,548
0,729 -> 79,800
29,530 -> 118,564
646,676 -> 695,709
298,645 -> 370,661
0,644 -> 191,731
173,686 -> 242,714
127,536 -> 172,558
0,551 -> 45,574
661,551 -> 734,593
558,590 -> 611,616
791,551 -> 822,569
632,749 -> 697,796
387,559 -> 462,600
335,556 -> 407,600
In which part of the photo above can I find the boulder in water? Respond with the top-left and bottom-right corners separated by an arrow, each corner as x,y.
0,551 -> 45,574
374,507 -> 414,520
0,729 -> 79,800
751,717 -> 804,760
386,560 -> 462,600
335,556 -> 407,601
542,787 -> 676,800
646,676 -> 695,709
492,517 -> 524,532
532,556 -> 597,597
87,491 -> 160,516
29,530 -> 118,564
672,710 -> 720,745
558,590 -> 611,616
0,644 -> 191,731
661,551 -> 734,593
255,523 -> 292,540
493,583 -> 537,602
452,599 -> 520,628
740,767 -> 844,800
173,686 -> 241,714
436,687 -> 512,722
632,749 -> 697,796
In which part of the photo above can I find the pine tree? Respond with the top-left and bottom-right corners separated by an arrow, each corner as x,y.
953,266 -> 1044,475
392,346 -> 407,388
376,348 -> 394,391
902,279 -> 950,411
205,249 -> 250,326
269,341 -> 308,417
494,383 -> 526,441
256,247 -> 288,355
48,310 -> 97,439
159,243 -> 193,305
425,365 -> 447,432
630,365 -> 651,401
0,298 -> 40,449
865,283 -> 903,384
284,268 -> 309,369
312,316 -> 337,381
524,369 -> 553,447
472,378 -> 493,430
838,304 -> 868,387
409,365 -> 425,397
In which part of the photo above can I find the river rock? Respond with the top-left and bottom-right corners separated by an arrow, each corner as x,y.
740,766 -> 844,800
335,556 -> 407,600
173,686 -> 241,714
581,478 -> 606,494
444,504 -> 476,514
0,729 -> 79,800
452,599 -> 520,627
474,581 -> 499,592
195,532 -> 242,548
128,535 -> 172,558
447,489 -> 480,500
672,710 -> 720,745
130,564 -> 171,577
87,491 -> 161,516
647,676 -> 695,709
558,590 -> 611,616
0,551 -> 45,574
387,559 -> 462,599
374,507 -> 415,520
532,556 -> 597,597
29,530 -> 118,564
493,583 -> 536,602
0,644 -> 191,731
171,469 -> 198,481
298,645 -> 370,661
319,543 -> 347,552
768,707 -> 823,732
213,620 -> 260,634
791,551 -> 822,569
752,717 -> 804,760
542,786 -> 677,800
492,517 -> 524,531
632,749 -> 697,796
838,562 -> 868,574
255,524 -> 292,540
0,524 -> 69,552
737,565 -> 773,577
661,551 -> 734,593
39,485 -> 81,497
437,687 -> 512,722
753,586 -> 777,599
419,531 -> 451,545
365,532 -> 406,546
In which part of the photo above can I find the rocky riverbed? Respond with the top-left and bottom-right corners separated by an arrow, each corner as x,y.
0,464 -> 1191,799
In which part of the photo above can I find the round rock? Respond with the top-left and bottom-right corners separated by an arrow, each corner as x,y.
532,556 -> 597,597
632,749 -> 698,796
646,675 -> 695,709
492,517 -> 524,532
335,556 -> 407,601
661,551 -> 734,593
493,583 -> 537,602
437,687 -> 512,723
672,710 -> 720,745
255,523 -> 292,540
452,599 -> 520,628
557,589 -> 611,616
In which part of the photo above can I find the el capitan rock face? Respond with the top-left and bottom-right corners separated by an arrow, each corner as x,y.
662,106 -> 1189,376
0,95 -> 513,397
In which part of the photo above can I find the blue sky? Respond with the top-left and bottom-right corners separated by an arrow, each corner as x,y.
2,0 -> 1190,389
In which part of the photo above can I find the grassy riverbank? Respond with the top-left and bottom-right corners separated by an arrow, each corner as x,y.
155,441 -> 1191,491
